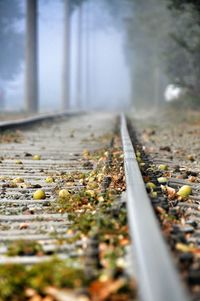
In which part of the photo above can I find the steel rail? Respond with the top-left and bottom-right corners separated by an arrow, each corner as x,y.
0,111 -> 83,130
120,114 -> 189,301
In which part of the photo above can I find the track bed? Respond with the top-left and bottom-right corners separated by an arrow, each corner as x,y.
130,110 -> 200,301
0,113 -> 135,301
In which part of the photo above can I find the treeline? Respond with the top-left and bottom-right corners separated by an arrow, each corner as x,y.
0,0 -> 85,84
0,0 -> 23,81
105,0 -> 200,108
1,0 -> 200,108
167,0 -> 200,98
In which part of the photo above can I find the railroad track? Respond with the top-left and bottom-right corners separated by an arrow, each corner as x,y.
0,112 -> 190,301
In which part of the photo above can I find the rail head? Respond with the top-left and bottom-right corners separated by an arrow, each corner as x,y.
120,114 -> 189,301
0,111 -> 84,130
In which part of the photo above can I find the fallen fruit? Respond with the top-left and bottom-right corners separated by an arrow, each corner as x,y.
86,190 -> 96,197
177,185 -> 192,198
176,242 -> 194,253
146,182 -> 157,189
79,178 -> 84,184
136,151 -> 141,157
158,164 -> 168,171
157,177 -> 168,184
12,177 -> 24,184
33,154 -> 41,160
59,189 -> 70,198
150,191 -> 158,198
15,160 -> 23,164
87,182 -> 98,189
97,196 -> 104,202
33,189 -> 46,200
45,176 -> 54,183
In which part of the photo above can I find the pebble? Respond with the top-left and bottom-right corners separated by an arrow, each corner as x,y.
169,208 -> 180,218
174,165 -> 180,172
83,161 -> 93,168
160,146 -> 171,152
186,220 -> 198,228
186,171 -> 198,177
188,270 -> 200,285
179,253 -> 193,265
151,198 -> 160,205
160,202 -> 169,210
180,226 -> 194,234
172,233 -> 187,244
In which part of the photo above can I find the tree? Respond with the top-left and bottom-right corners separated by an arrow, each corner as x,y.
165,1 -> 200,99
25,0 -> 38,113
101,0 -> 171,109
0,0 -> 23,81
105,0 -> 200,106
168,0 -> 200,13
0,0 -> 86,81
116,0 -> 171,109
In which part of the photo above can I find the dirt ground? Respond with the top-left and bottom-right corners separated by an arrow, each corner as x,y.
131,106 -> 200,169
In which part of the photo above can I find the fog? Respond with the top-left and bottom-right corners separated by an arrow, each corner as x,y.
1,0 -> 200,113
2,0 -> 130,112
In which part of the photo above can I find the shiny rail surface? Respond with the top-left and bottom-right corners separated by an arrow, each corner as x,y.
120,114 -> 189,301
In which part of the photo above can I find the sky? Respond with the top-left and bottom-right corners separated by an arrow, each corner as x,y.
4,0 -> 131,112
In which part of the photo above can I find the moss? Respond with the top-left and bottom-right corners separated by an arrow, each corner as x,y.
28,259 -> 86,291
7,240 -> 43,256
0,264 -> 28,301
0,259 -> 87,301
0,130 -> 23,144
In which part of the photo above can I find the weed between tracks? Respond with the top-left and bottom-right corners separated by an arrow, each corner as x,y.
0,130 -> 23,144
0,134 -> 136,301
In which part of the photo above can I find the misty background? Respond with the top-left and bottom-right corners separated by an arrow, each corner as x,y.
1,0 -> 131,112
1,0 -> 200,112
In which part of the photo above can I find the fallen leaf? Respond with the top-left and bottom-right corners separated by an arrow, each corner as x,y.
166,186 -> 177,199
89,278 -> 125,301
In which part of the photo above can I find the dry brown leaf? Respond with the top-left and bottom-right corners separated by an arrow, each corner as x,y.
29,295 -> 43,301
45,287 -> 83,301
25,288 -> 37,298
163,172 -> 172,178
89,278 -> 125,301
119,237 -> 130,246
166,186 -> 177,199
42,296 -> 54,301
19,222 -> 29,230
191,249 -> 200,257
155,206 -> 166,215
188,176 -> 196,183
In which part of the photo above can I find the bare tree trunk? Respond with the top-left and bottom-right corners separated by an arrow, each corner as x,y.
154,66 -> 160,110
25,0 -> 38,113
76,3 -> 83,109
85,1 -> 90,108
62,0 -> 71,110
